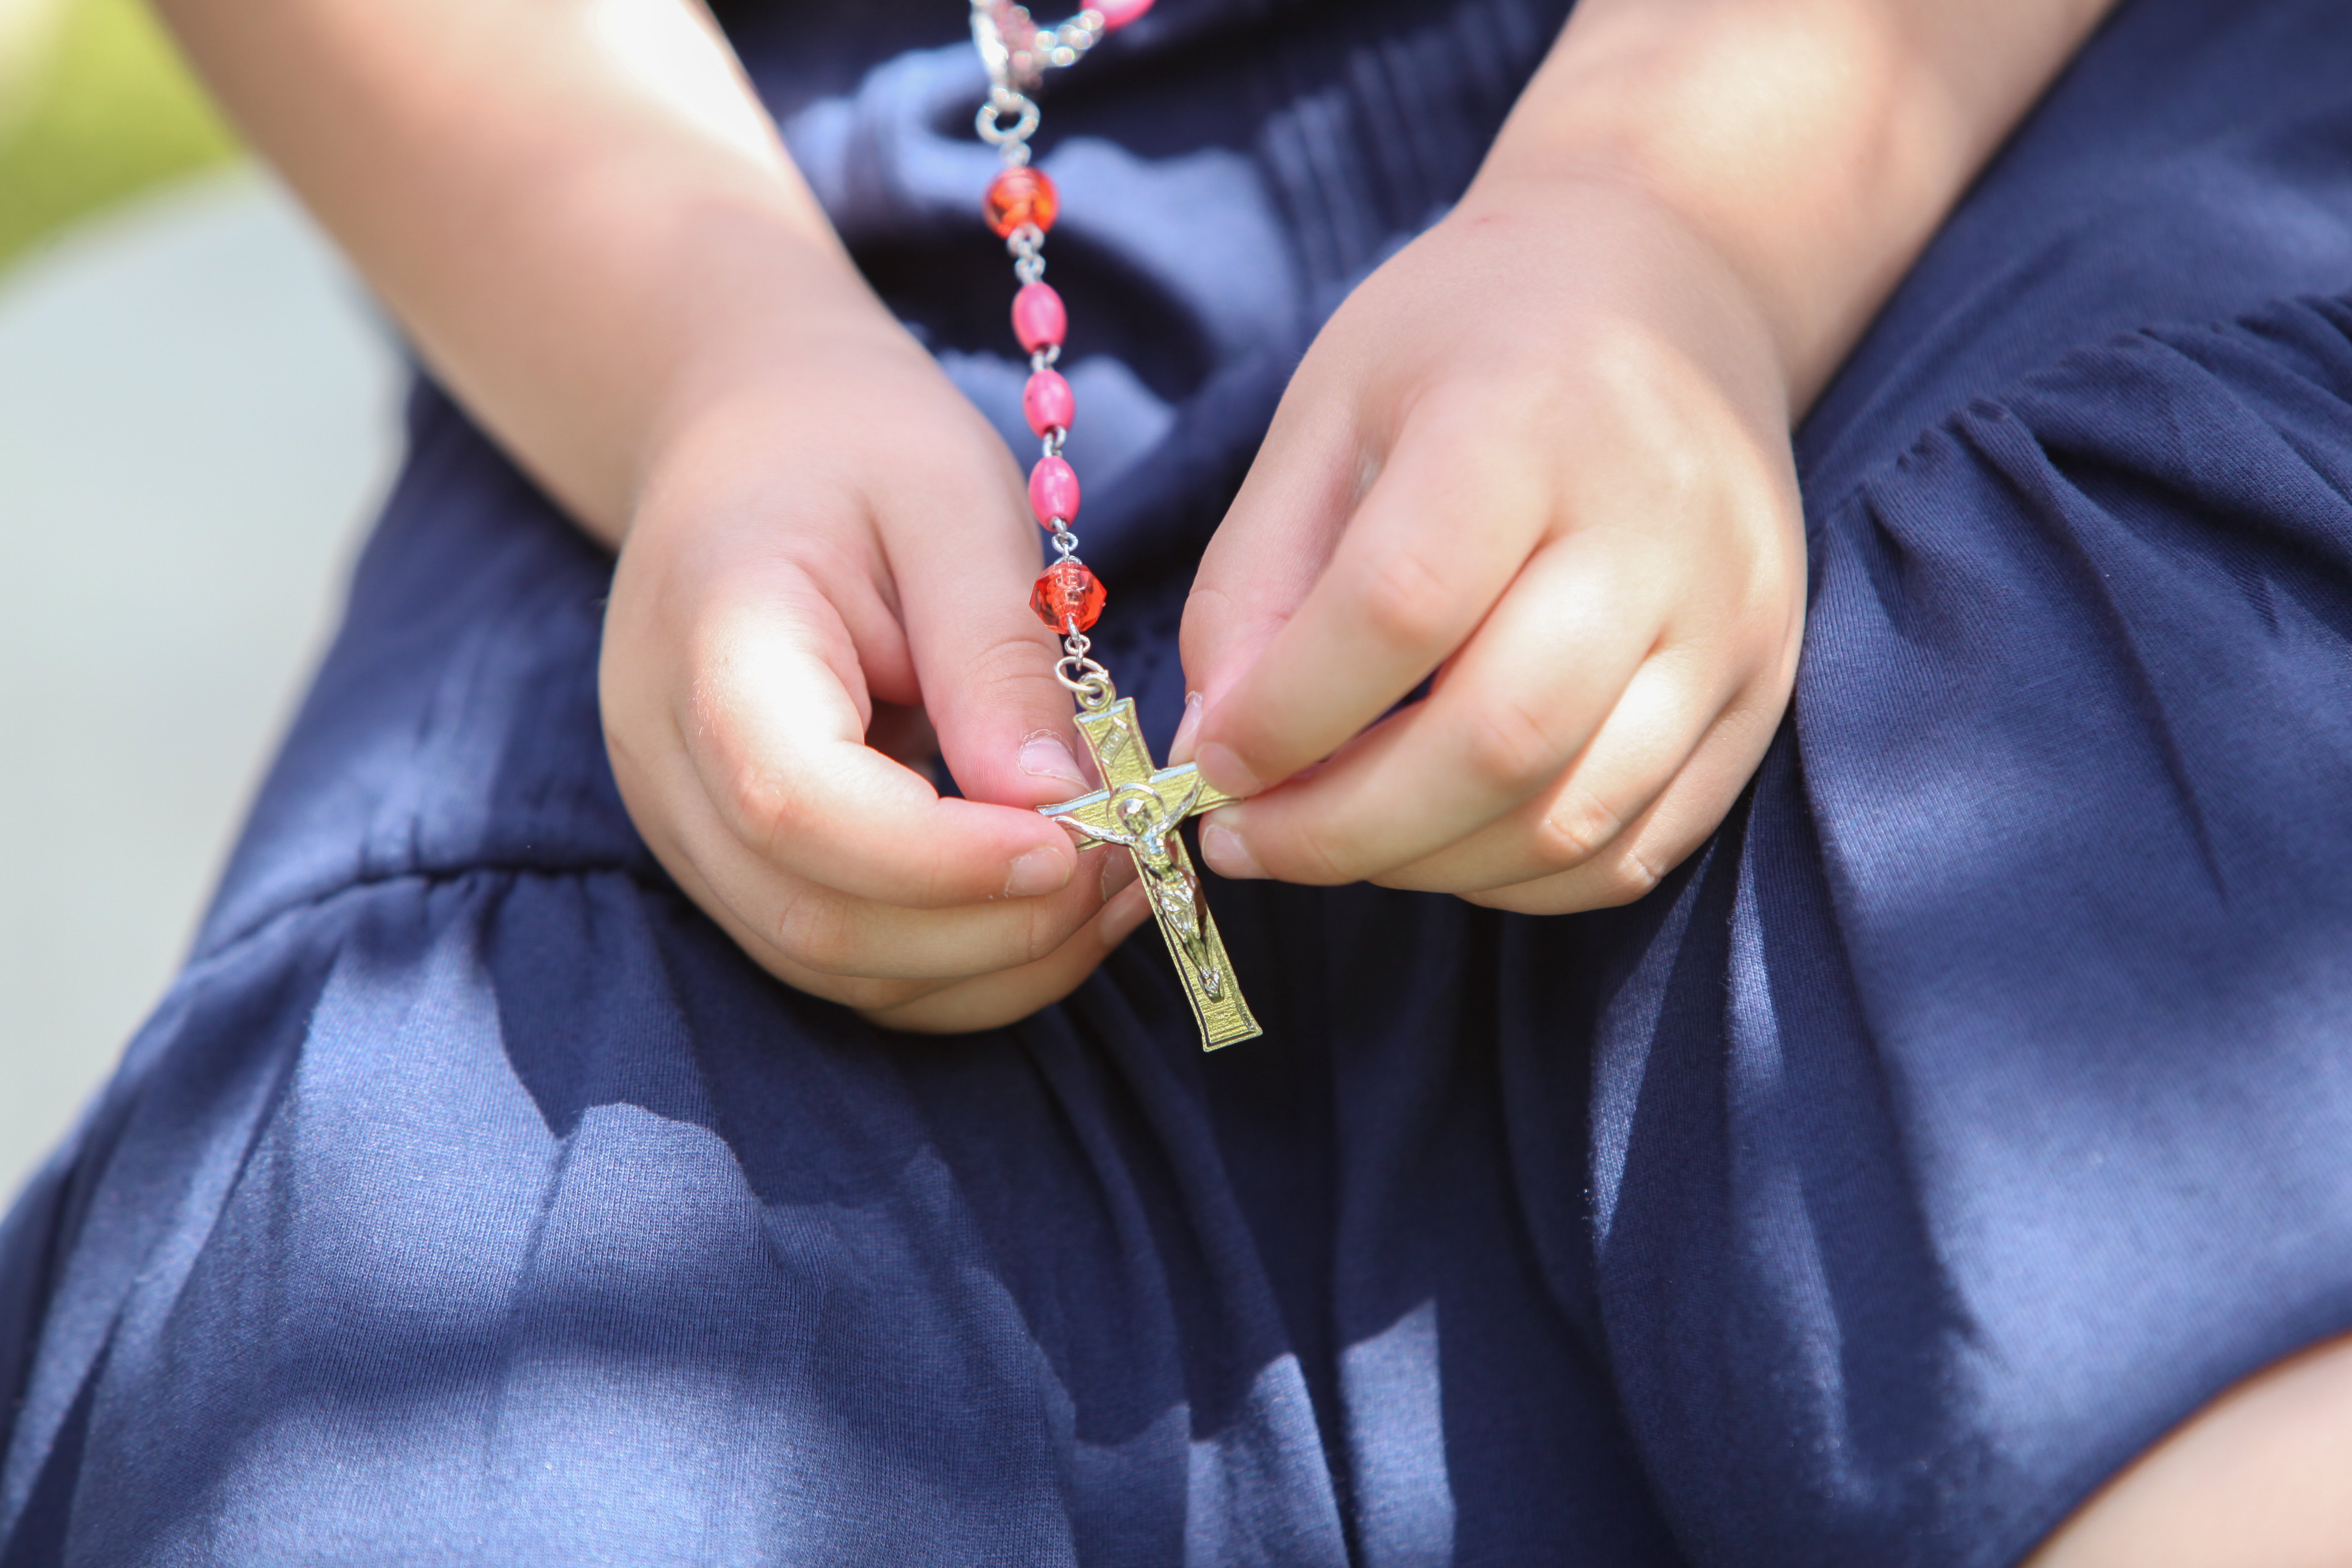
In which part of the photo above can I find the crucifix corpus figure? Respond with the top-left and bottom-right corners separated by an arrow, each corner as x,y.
1039,687 -> 1262,1050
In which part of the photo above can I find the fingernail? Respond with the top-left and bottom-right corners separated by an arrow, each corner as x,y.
1197,741 -> 1263,798
1006,847 -> 1071,898
1167,692 -> 1204,765
1099,846 -> 1138,901
1199,816 -> 1264,880
1018,730 -> 1087,789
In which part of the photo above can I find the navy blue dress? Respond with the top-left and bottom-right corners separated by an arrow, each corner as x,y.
10,0 -> 2352,1562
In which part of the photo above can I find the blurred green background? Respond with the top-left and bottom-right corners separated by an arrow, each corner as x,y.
0,0 -> 401,1204
0,0 -> 235,271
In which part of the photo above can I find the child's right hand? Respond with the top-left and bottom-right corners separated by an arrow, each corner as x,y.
144,0 -> 1148,1036
598,305 -> 1151,1033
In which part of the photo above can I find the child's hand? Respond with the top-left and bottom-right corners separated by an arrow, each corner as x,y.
1179,175 -> 1808,912
601,311 -> 1149,1032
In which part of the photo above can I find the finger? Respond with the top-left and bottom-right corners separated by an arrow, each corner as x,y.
635,792 -> 921,1014
1166,690 -> 1204,766
645,733 -> 1136,991
862,872 -> 1155,1034
763,842 -> 1129,981
670,725 -> 1128,977
1178,388 -> 1365,711
882,427 -> 1100,813
1194,532 -> 1672,885
1460,695 -> 1789,916
1370,644 -> 1732,894
1187,400 -> 1550,797
678,577 -> 1081,907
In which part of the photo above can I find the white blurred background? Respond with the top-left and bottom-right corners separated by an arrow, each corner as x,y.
0,0 -> 404,1198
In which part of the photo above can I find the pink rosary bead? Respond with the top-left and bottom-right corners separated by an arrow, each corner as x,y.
1023,368 -> 1075,436
1029,455 -> 1081,527
1096,0 -> 1155,28
1012,281 -> 1067,353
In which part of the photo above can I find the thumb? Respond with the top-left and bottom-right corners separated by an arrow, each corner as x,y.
1177,390 -> 1363,772
890,459 -> 1096,815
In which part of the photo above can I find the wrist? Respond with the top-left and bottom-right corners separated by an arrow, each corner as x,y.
1473,0 -> 2114,412
1465,57 -> 1906,412
1439,166 -> 1800,432
603,215 -> 920,548
622,271 -> 1005,570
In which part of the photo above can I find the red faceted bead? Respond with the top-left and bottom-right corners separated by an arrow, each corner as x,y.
984,166 -> 1059,238
1023,368 -> 1074,436
1031,560 -> 1106,632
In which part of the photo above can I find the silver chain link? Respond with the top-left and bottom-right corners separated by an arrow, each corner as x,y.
975,90 -> 1041,162
1006,223 -> 1047,284
1054,627 -> 1115,708
971,3 -> 1109,176
971,2 -> 1110,110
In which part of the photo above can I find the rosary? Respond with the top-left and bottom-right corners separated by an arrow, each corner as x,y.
969,0 -> 1261,1050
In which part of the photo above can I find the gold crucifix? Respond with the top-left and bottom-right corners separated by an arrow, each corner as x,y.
1039,690 -> 1262,1050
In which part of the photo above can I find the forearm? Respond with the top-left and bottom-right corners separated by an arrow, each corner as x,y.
152,0 -> 883,544
1477,0 -> 2118,411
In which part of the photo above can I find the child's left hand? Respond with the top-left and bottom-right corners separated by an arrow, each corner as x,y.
1178,172 -> 1808,913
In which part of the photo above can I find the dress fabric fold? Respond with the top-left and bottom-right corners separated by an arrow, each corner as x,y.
10,0 -> 2352,1563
